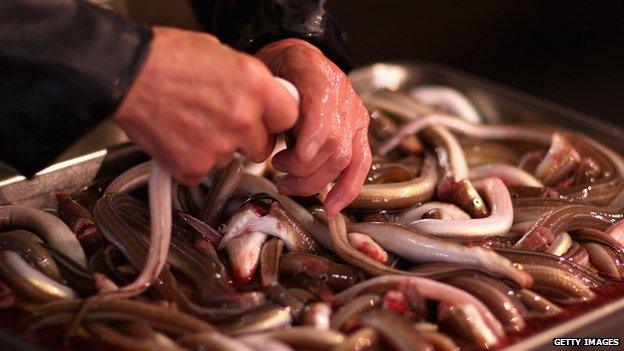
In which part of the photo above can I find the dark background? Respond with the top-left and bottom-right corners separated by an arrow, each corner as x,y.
327,1 -> 624,124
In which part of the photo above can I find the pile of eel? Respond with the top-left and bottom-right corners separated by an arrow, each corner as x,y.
1,85 -> 623,351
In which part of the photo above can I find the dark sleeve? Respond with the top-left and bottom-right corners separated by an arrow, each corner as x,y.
0,0 -> 152,176
190,0 -> 352,71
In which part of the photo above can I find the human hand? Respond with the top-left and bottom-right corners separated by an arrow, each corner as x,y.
112,27 -> 298,185
256,39 -> 372,214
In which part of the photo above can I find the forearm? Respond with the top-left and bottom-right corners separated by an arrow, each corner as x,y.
0,0 -> 151,176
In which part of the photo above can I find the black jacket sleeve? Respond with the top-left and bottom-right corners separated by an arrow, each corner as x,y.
0,0 -> 152,176
190,0 -> 353,71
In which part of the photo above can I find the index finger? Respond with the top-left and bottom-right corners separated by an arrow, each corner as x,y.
324,127 -> 372,214
290,70 -> 337,163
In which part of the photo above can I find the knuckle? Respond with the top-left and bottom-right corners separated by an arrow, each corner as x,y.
237,55 -> 268,89
329,150 -> 351,172
228,99 -> 253,130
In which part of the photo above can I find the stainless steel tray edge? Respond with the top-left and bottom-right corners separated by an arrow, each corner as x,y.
0,143 -> 148,209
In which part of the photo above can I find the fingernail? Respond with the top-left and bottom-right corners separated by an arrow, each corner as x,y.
300,140 -> 321,163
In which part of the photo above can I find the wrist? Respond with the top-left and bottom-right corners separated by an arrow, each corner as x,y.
257,38 -> 322,56
256,38 -> 325,76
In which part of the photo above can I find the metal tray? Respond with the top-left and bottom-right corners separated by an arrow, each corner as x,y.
0,61 -> 623,350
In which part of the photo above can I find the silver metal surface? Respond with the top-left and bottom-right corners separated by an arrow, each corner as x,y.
0,143 -> 147,209
0,61 -> 622,349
